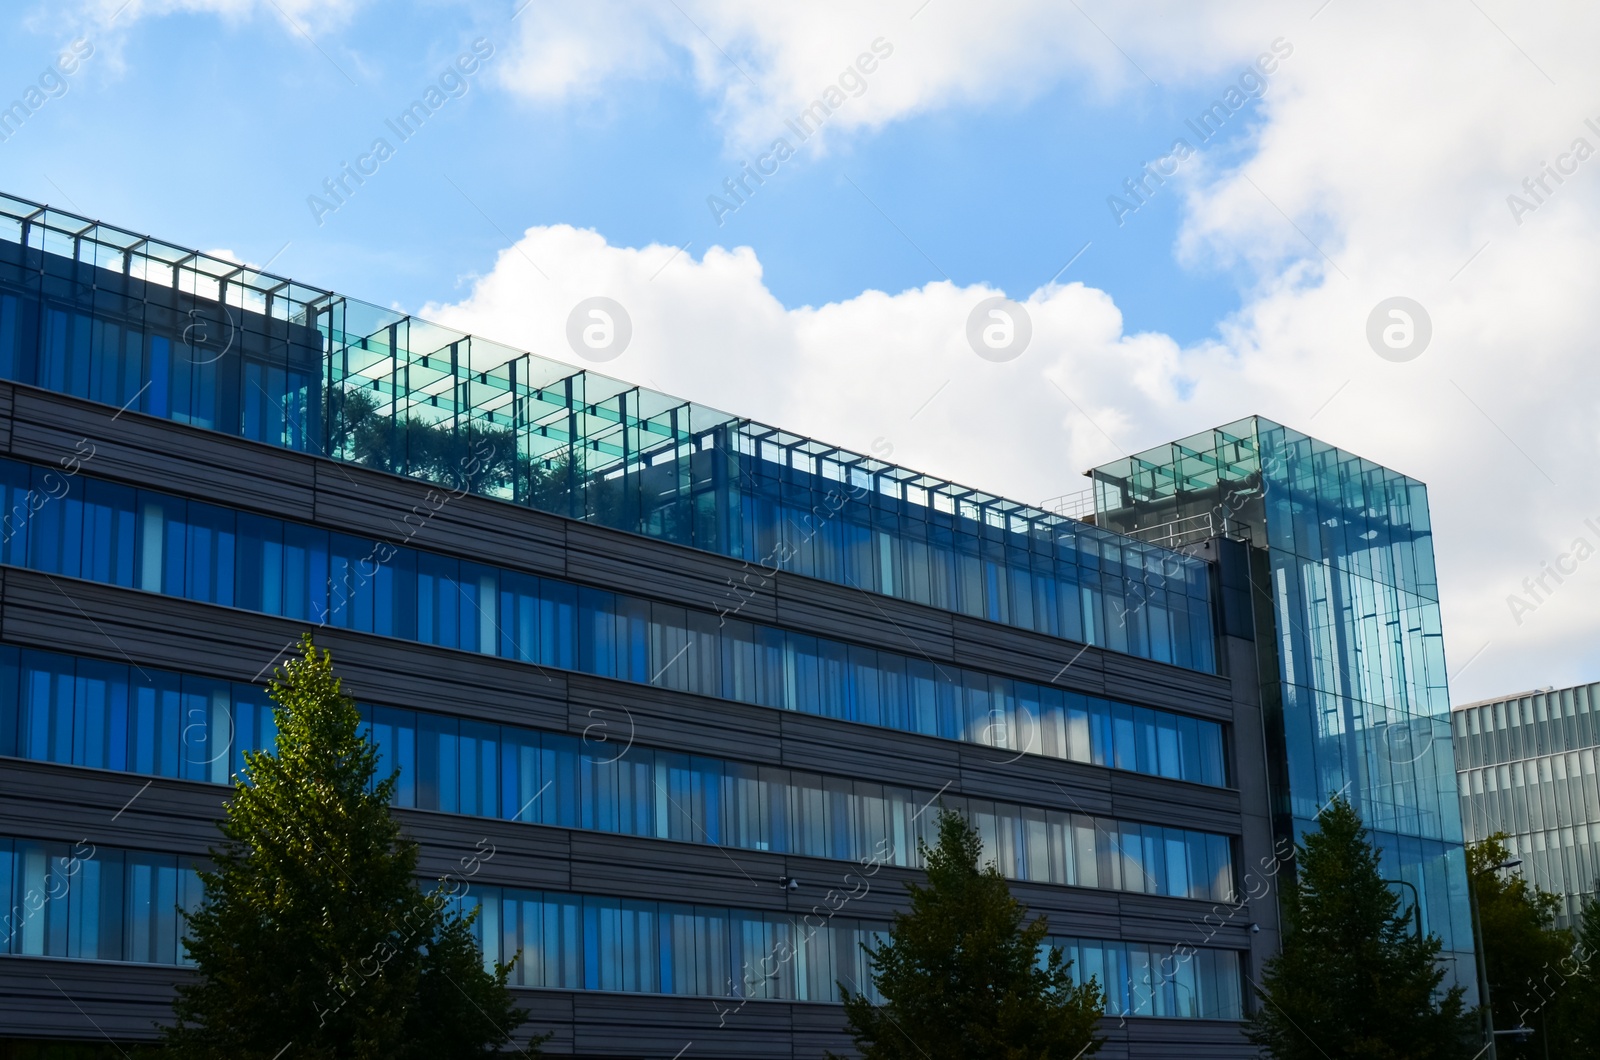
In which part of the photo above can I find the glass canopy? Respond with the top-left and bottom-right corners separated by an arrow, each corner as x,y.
0,192 -> 1216,672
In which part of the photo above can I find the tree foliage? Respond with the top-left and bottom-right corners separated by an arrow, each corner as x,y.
1468,833 -> 1574,1057
326,386 -> 694,539
163,636 -> 532,1059
1558,887 -> 1600,1057
835,810 -> 1103,1059
1246,796 -> 1477,1060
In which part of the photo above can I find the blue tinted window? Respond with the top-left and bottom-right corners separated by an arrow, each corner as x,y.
0,453 -> 1228,788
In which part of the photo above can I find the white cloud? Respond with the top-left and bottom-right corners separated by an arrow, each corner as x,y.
498,0 -> 1282,153
444,0 -> 1600,703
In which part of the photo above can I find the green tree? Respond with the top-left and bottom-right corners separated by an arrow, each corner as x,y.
1246,796 -> 1477,1059
1468,834 -> 1574,1057
834,809 -> 1103,1059
163,635 -> 532,1059
1560,888 -> 1600,1057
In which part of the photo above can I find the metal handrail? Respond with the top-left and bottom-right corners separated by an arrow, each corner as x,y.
1123,510 -> 1255,550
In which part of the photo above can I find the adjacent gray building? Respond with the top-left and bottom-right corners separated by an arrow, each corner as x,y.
1455,682 -> 1600,925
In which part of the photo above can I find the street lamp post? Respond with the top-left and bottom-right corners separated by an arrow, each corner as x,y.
1470,856 -> 1525,1060
1382,877 -> 1424,942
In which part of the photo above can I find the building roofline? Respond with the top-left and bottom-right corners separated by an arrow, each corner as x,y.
1452,681 -> 1600,710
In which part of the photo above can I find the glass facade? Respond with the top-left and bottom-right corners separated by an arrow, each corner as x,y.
1092,416 -> 1475,993
0,835 -> 1244,1019
1455,683 -> 1600,924
0,454 -> 1229,787
0,837 -> 201,964
0,646 -> 1237,902
0,194 -> 1213,673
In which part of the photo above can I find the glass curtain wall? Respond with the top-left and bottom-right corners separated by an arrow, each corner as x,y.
1091,416 -> 1475,995
0,645 -> 1237,903
0,836 -> 1244,1019
1455,683 -> 1600,925
0,195 -> 1213,673
0,454 -> 1230,788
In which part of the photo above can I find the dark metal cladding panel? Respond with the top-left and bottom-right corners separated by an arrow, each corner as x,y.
773,570 -> 955,660
571,992 -> 795,1058
0,958 -> 192,1039
0,568 -> 570,732
1105,770 -> 1244,832
1113,891 -> 1257,950
777,712 -> 963,793
310,460 -> 570,579
1101,649 -> 1234,721
956,744 -> 1117,818
8,386 -> 318,520
0,381 -> 13,451
1122,1019 -> 1254,1057
949,614 -> 1108,694
568,522 -> 780,624
305,632 -> 571,733
406,809 -> 573,893
791,1001 -> 861,1054
566,673 -> 785,763
0,760 -> 225,857
568,832 -> 789,911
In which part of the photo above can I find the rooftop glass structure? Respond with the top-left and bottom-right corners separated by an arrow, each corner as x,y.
1091,416 -> 1475,994
1456,682 -> 1600,925
0,193 -> 1214,673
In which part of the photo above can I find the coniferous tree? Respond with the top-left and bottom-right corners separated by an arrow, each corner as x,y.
834,810 -> 1103,1059
1246,796 -> 1477,1059
1468,834 -> 1574,1057
164,636 -> 531,1059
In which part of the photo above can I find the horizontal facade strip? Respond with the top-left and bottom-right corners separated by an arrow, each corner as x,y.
0,955 -> 1252,1058
0,567 -> 1244,826
0,755 -> 1257,951
9,385 -> 319,522
0,453 -> 1233,791
0,382 -> 1226,707
0,832 -> 1248,1022
0,643 -> 1241,906
311,458 -> 570,581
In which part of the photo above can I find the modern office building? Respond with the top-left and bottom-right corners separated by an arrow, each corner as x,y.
1089,419 -> 1475,992
1455,682 -> 1600,925
0,192 -> 1469,1057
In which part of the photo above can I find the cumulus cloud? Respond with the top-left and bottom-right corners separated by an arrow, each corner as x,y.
498,0 -> 1280,152
419,226 -> 1186,504
446,0 -> 1600,702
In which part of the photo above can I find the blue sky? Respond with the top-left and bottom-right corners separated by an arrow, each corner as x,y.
2,2 -> 1250,340
1,0 -> 1597,704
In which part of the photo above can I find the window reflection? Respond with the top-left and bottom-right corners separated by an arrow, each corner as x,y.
0,456 -> 1229,787
0,646 -> 1237,904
